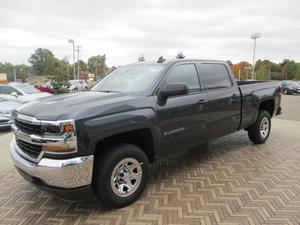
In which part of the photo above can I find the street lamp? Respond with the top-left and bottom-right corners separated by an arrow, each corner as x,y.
68,39 -> 76,80
251,33 -> 261,80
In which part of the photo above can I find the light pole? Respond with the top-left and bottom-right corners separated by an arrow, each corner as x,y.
76,46 -> 81,79
68,39 -> 76,79
251,33 -> 261,80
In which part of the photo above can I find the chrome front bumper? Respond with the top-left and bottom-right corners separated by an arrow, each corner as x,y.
10,140 -> 94,189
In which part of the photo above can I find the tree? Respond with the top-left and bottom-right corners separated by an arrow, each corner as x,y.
28,48 -> 54,75
75,60 -> 88,74
256,65 -> 269,80
296,63 -> 300,80
280,59 -> 297,80
175,52 -> 185,59
87,55 -> 106,78
232,61 -> 252,80
50,60 -> 70,94
138,55 -> 145,62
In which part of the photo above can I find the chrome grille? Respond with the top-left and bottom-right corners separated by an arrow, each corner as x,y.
15,119 -> 42,135
16,139 -> 42,159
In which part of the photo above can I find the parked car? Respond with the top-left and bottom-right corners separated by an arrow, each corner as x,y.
281,81 -> 300,95
34,81 -> 55,94
68,80 -> 88,92
0,97 -> 21,129
0,82 -> 52,103
10,59 -> 282,208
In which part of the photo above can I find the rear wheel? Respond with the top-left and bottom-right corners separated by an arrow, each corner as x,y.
93,144 -> 149,208
247,110 -> 271,144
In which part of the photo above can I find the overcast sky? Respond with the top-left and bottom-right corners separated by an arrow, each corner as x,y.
0,0 -> 299,66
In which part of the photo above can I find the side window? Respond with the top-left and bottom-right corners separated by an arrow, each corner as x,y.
0,86 -> 19,95
165,64 -> 200,93
201,64 -> 232,90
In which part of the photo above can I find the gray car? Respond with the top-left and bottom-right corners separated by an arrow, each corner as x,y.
0,97 -> 21,129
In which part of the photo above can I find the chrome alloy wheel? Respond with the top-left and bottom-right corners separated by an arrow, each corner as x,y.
260,117 -> 269,138
111,158 -> 143,197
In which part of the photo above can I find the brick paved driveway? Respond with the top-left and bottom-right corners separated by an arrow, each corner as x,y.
1,118 -> 300,225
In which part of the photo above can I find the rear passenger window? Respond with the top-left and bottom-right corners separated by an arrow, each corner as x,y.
165,64 -> 200,93
201,64 -> 232,90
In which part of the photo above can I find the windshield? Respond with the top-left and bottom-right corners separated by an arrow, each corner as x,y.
14,84 -> 41,94
69,80 -> 78,85
92,64 -> 166,93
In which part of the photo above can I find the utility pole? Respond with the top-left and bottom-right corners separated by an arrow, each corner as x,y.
251,33 -> 261,80
76,46 -> 81,79
68,39 -> 76,80
13,66 -> 16,81
95,63 -> 98,78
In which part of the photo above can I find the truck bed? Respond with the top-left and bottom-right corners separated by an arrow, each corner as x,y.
237,80 -> 281,129
237,80 -> 280,96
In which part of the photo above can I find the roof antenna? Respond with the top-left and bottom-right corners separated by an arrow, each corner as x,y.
157,56 -> 166,63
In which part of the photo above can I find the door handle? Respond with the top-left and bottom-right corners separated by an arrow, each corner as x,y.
197,99 -> 208,104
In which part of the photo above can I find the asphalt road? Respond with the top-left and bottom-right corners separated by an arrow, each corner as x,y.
277,94 -> 300,121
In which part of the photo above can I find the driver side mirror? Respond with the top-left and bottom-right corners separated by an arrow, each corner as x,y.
158,84 -> 188,105
11,92 -> 18,98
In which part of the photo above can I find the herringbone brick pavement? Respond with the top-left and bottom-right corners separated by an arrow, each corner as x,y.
1,130 -> 300,225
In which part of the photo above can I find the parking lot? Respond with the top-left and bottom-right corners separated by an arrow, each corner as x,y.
1,95 -> 300,225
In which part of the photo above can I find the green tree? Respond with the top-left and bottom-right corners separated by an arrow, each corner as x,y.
43,54 -> 58,75
87,55 -> 106,78
28,48 -> 54,75
0,62 -> 14,81
281,59 -> 297,80
75,60 -> 88,75
50,60 -> 70,94
256,65 -> 269,80
295,63 -> 300,80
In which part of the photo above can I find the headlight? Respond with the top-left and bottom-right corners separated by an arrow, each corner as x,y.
42,120 -> 77,154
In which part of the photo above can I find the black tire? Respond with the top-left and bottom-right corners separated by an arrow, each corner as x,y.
93,144 -> 149,208
247,110 -> 271,144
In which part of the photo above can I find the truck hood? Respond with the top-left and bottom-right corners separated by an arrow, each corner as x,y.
16,91 -> 143,121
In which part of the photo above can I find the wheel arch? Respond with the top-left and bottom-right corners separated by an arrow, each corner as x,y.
94,128 -> 156,163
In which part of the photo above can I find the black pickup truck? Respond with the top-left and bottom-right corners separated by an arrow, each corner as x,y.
10,59 -> 282,208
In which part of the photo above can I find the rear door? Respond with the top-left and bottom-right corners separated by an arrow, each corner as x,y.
157,62 -> 210,157
198,63 -> 241,139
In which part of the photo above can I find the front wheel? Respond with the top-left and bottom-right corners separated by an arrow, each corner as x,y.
247,110 -> 271,144
93,144 -> 149,208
